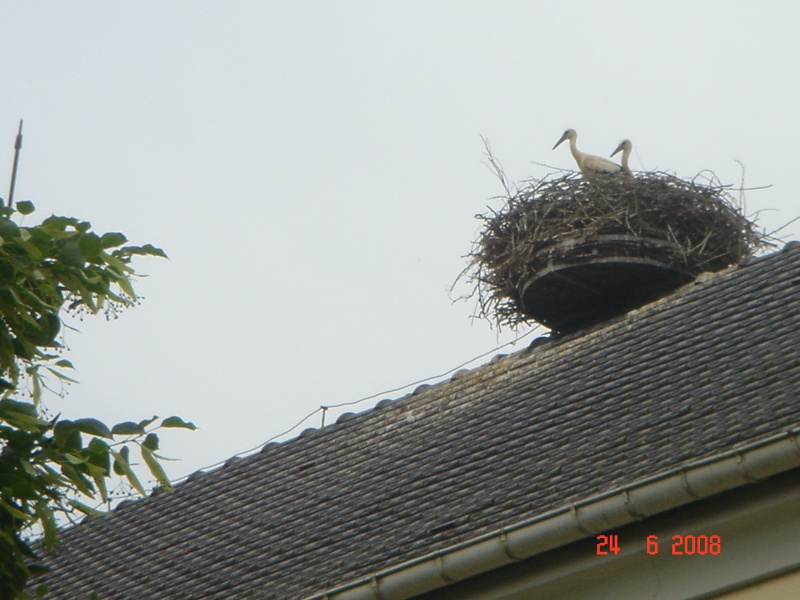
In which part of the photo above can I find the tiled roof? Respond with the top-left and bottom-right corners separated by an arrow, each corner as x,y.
31,244 -> 800,599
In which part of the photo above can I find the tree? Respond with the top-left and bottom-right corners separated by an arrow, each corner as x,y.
0,197 -> 194,598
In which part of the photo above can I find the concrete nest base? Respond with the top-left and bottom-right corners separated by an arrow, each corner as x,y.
521,235 -> 694,331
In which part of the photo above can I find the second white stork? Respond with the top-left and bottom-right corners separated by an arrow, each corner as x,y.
611,139 -> 633,173
553,129 -> 621,177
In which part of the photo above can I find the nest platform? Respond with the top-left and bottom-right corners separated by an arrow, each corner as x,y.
521,235 -> 694,331
465,171 -> 763,332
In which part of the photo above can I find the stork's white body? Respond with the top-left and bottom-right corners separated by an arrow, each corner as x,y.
553,129 -> 621,176
611,139 -> 633,173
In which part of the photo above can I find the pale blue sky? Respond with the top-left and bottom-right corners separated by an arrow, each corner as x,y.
1,2 -> 797,486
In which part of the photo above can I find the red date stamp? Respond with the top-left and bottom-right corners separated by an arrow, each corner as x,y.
596,534 -> 721,556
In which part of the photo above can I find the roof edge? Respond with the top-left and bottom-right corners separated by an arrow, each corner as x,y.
305,428 -> 800,600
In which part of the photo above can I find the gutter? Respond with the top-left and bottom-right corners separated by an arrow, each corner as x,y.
305,427 -> 800,600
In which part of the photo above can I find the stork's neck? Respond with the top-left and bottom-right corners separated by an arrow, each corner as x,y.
621,148 -> 631,172
568,136 -> 583,165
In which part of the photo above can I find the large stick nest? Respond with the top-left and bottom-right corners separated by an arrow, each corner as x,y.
463,171 -> 766,329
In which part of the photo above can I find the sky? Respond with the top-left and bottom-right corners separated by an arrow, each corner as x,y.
1,2 -> 798,490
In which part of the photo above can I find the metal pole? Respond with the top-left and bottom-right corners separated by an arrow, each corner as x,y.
7,120 -> 23,210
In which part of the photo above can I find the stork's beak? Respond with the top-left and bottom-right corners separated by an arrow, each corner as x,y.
610,142 -> 625,158
553,132 -> 569,150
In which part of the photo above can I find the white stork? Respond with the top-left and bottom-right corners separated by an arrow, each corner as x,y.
611,139 -> 633,173
553,129 -> 621,177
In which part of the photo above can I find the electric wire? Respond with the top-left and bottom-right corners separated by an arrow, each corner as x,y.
169,327 -> 540,486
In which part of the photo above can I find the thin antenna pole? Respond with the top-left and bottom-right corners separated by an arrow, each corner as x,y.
7,120 -> 23,209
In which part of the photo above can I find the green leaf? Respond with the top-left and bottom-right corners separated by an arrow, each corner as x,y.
64,429 -> 83,451
31,367 -> 43,407
67,498 -> 105,517
0,217 -> 19,236
93,470 -> 109,503
53,420 -> 75,443
27,312 -> 62,346
79,232 -> 103,261
161,416 -> 197,430
137,415 -> 159,430
87,439 -> 111,481
20,459 -> 38,477
118,243 -> 168,259
0,398 -> 49,430
44,367 -> 79,384
103,251 -> 128,271
72,418 -> 113,439
59,463 -> 95,496
35,500 -> 60,551
100,232 -> 128,248
142,432 -> 159,451
54,358 -> 74,369
41,463 -> 71,487
63,452 -> 86,466
0,499 -> 31,521
43,214 -> 79,230
110,448 -> 145,495
87,437 -> 110,454
111,421 -> 145,436
0,398 -> 38,418
15,200 -> 35,215
141,446 -> 171,490
117,275 -> 137,301
58,238 -> 86,268
141,243 -> 168,258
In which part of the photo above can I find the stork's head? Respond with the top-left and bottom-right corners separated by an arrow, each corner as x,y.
553,129 -> 576,150
611,139 -> 632,157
